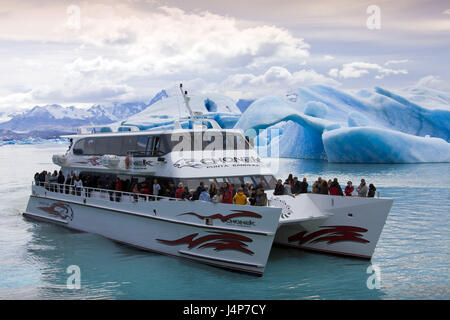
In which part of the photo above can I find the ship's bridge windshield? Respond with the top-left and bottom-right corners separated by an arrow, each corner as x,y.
72,132 -> 251,157
181,175 -> 277,191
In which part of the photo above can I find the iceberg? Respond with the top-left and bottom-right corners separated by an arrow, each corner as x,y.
234,85 -> 450,163
122,93 -> 241,130
323,127 -> 450,163
234,96 -> 339,133
255,121 -> 328,159
234,97 -> 338,159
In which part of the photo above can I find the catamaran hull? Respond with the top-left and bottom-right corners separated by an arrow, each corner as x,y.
273,194 -> 393,259
24,185 -> 281,276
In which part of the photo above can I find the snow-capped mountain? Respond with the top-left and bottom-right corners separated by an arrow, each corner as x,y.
0,88 -> 223,137
0,102 -> 148,133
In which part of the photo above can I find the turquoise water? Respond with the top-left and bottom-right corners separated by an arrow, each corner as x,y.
0,143 -> 449,299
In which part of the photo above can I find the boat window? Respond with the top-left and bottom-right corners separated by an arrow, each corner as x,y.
71,132 -> 251,157
132,136 -> 153,157
73,139 -> 84,155
242,176 -> 254,185
99,137 -> 121,155
227,176 -> 242,185
136,136 -> 148,152
203,134 -> 219,151
234,134 -> 247,150
263,175 -> 277,189
152,136 -> 161,154
224,134 -> 235,150
153,135 -> 171,155
146,136 -> 154,156
85,138 -> 96,154
147,136 -> 165,156
122,136 -> 139,156
169,132 -> 250,152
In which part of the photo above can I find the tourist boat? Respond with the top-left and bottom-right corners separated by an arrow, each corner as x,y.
24,85 -> 393,275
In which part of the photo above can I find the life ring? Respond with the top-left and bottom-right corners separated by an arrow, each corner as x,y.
125,156 -> 131,169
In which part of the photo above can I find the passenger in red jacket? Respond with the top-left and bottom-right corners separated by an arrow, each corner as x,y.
329,178 -> 343,196
114,177 -> 123,202
140,183 -> 151,195
345,181 -> 354,196
221,182 -> 233,204
115,178 -> 122,191
175,182 -> 184,199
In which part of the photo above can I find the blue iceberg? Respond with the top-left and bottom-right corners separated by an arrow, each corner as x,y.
234,96 -> 338,159
323,127 -> 450,163
122,93 -> 241,130
234,85 -> 450,163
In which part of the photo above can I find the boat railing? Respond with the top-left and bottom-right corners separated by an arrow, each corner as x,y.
33,181 -> 184,203
33,181 -> 275,206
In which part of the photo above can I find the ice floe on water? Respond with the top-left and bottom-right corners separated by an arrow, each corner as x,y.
0,138 -> 68,147
323,127 -> 450,163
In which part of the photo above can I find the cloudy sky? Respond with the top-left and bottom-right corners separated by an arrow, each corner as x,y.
0,0 -> 449,112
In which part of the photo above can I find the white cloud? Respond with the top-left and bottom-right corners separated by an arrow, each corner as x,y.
384,59 -> 409,66
62,5 -> 310,75
0,79 -> 134,110
0,1 -> 446,113
328,61 -> 408,80
0,3 -> 313,110
443,9 -> 450,15
222,66 -> 340,98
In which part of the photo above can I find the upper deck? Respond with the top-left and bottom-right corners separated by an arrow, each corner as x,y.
55,118 -> 273,179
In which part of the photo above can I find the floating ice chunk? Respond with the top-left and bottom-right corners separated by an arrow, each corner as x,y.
323,127 -> 450,163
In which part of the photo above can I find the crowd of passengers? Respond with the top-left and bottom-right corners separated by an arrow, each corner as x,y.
34,171 -> 377,206
34,170 -> 270,206
273,174 -> 377,197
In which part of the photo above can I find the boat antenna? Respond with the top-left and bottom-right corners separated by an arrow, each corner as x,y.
179,83 -> 194,119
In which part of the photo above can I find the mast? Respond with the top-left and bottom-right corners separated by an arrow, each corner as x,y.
179,83 -> 195,119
